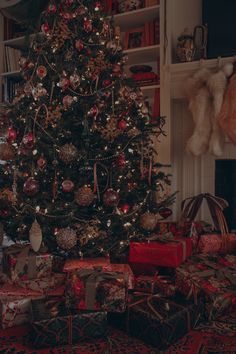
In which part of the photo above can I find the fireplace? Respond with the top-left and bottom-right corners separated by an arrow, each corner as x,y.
215,160 -> 236,231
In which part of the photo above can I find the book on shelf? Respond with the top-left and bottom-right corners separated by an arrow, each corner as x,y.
144,18 -> 159,46
4,46 -> 21,73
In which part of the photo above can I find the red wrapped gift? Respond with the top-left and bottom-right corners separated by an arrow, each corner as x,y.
198,233 -> 236,254
129,238 -> 192,268
63,258 -> 134,289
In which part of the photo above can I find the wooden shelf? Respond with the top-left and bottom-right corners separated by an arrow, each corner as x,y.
114,5 -> 159,30
124,45 -> 159,65
140,84 -> 160,95
1,70 -> 21,78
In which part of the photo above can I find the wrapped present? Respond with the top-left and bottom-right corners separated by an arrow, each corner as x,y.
0,297 -> 32,329
134,274 -> 176,297
66,266 -> 128,312
30,298 -> 107,349
3,244 -> 53,281
176,254 -> 236,320
63,257 -> 134,289
198,233 -> 236,254
15,273 -> 66,295
129,237 -> 192,268
108,295 -> 202,350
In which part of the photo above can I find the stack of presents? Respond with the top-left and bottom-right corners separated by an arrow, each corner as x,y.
0,193 -> 236,351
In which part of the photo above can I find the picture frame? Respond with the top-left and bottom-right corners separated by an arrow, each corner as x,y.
125,27 -> 146,50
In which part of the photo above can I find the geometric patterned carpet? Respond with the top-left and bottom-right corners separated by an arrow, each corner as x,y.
0,325 -> 236,354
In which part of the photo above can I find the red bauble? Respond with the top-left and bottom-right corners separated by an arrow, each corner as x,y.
7,127 -> 17,142
84,19 -> 92,32
159,208 -> 173,219
23,177 -> 39,196
62,180 -> 74,193
103,188 -> 119,207
22,133 -> 34,149
88,105 -> 99,118
95,1 -> 101,10
48,4 -> 57,13
118,120 -> 127,130
75,39 -> 84,51
37,156 -> 47,170
36,65 -> 47,79
120,204 -> 130,213
117,153 -> 126,167
41,23 -> 49,34
103,79 -> 111,87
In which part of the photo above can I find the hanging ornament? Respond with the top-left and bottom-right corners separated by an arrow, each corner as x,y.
69,71 -> 81,89
58,143 -> 78,164
95,2 -> 101,11
75,39 -> 84,51
0,142 -> 15,161
32,83 -> 47,99
57,76 -> 70,90
23,177 -> 39,196
56,227 -> 77,250
88,105 -> 99,118
37,156 -> 47,170
98,117 -> 120,141
7,127 -> 17,142
103,79 -> 111,88
120,204 -> 130,214
75,186 -> 94,206
140,212 -> 157,231
36,65 -> 47,79
29,219 -> 42,252
62,180 -> 74,193
83,18 -> 92,33
62,95 -> 74,109
24,82 -> 33,96
118,119 -> 127,130
117,153 -> 126,168
159,208 -> 173,219
41,23 -> 50,34
48,3 -> 57,13
22,132 -> 35,149
103,188 -> 119,207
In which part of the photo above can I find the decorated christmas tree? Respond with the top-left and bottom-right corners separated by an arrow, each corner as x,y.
0,0 -> 174,258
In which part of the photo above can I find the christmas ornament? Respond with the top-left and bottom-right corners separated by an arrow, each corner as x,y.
56,227 -> 77,250
83,18 -> 92,33
140,212 -> 157,231
41,23 -> 49,34
103,188 -> 119,207
58,76 -> 70,90
159,208 -> 173,219
37,156 -> 47,170
22,132 -> 34,149
69,71 -> 81,89
36,65 -> 47,79
117,153 -> 126,167
88,105 -> 99,118
62,179 -> 74,193
95,2 -> 101,11
118,119 -> 127,130
75,39 -> 84,51
58,143 -> 78,164
98,117 -> 120,141
19,57 -> 28,69
23,177 -> 39,196
62,95 -> 74,108
29,219 -> 42,252
103,79 -> 111,87
120,204 -> 130,213
24,82 -> 33,96
75,186 -> 94,206
0,142 -> 15,161
32,83 -> 47,99
112,63 -> 121,77
7,127 -> 17,142
48,3 -> 57,13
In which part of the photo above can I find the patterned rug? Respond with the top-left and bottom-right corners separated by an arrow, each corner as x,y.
0,325 -> 235,354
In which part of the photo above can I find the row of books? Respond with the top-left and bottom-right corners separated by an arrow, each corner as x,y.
4,46 -> 21,73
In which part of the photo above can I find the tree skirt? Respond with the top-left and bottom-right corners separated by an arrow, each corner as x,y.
0,326 -> 235,354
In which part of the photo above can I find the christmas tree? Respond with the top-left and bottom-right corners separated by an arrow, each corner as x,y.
0,0 -> 174,258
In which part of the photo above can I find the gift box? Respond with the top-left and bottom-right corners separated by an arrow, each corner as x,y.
15,273 -> 66,295
176,254 -> 236,320
129,238 -> 192,268
65,266 -> 128,312
198,233 -> 236,254
134,274 -> 176,297
108,295 -> 202,350
63,257 -> 134,289
30,298 -> 107,349
0,297 -> 32,329
3,244 -> 53,281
